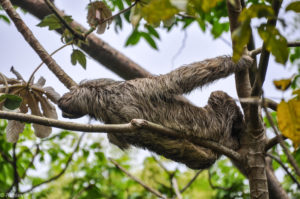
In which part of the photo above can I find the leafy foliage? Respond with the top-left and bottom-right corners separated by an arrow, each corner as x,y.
37,14 -> 73,30
71,49 -> 87,69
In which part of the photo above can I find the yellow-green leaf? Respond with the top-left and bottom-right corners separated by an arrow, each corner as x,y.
189,0 -> 222,12
293,89 -> 300,97
141,0 -> 179,25
286,1 -> 300,13
273,78 -> 292,91
258,24 -> 288,64
232,20 -> 251,62
277,99 -> 300,148
239,4 -> 274,22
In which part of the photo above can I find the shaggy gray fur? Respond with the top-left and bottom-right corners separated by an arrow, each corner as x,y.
58,56 -> 252,169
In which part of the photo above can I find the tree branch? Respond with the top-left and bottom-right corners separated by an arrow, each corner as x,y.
265,135 -> 286,152
20,133 -> 85,194
171,178 -> 182,199
208,169 -> 232,191
109,158 -> 167,199
180,170 -> 203,193
44,0 -> 85,40
0,0 -> 77,89
250,41 -> 300,57
267,153 -> 300,189
0,149 -> 13,165
11,0 -> 152,80
0,111 -> 241,161
20,144 -> 40,180
226,0 -> 252,114
12,143 -> 19,194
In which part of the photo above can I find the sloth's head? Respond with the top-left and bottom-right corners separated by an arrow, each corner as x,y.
58,86 -> 90,119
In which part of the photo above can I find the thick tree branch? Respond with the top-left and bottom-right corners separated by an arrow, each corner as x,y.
109,158 -> 167,199
0,111 -> 241,161
267,153 -> 300,189
11,0 -> 152,80
250,41 -> 300,57
265,157 -> 289,199
226,0 -> 252,114
20,133 -> 85,194
0,0 -> 77,89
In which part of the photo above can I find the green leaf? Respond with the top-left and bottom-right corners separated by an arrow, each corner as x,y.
0,15 -> 10,24
232,20 -> 251,61
239,4 -> 274,22
286,1 -> 300,13
125,30 -> 141,46
145,25 -> 160,39
141,32 -> 158,49
37,14 -> 73,30
289,47 -> 300,63
71,49 -> 87,69
258,24 -> 288,64
0,94 -> 22,110
37,14 -> 62,30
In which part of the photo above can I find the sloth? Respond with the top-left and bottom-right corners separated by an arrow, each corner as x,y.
58,56 -> 252,169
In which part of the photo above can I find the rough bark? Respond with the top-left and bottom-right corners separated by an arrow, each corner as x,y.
226,0 -> 268,198
11,0 -> 152,80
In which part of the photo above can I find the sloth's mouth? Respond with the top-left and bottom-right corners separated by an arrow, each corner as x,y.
62,111 -> 83,119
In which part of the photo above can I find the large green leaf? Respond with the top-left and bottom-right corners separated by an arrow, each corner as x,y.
141,0 -> 179,25
258,24 -> 288,64
0,94 -> 22,110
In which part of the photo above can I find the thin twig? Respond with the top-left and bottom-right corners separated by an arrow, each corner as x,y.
20,133 -> 85,194
208,169 -> 232,191
13,143 -> 19,194
100,1 -> 138,25
262,97 -> 300,177
109,158 -> 167,199
0,150 -> 13,165
180,170 -> 203,193
0,111 -> 241,161
28,40 -> 73,84
152,155 -> 171,175
250,41 -> 300,57
44,0 -> 85,40
20,144 -> 40,180
171,178 -> 182,199
267,153 -> 300,189
0,0 -> 77,89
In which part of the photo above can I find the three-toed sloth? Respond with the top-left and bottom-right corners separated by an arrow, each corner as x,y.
58,56 -> 252,169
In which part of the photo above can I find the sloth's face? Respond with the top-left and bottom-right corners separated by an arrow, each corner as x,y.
58,87 -> 88,119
